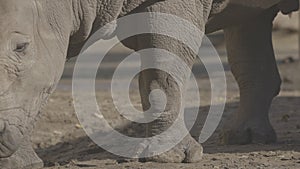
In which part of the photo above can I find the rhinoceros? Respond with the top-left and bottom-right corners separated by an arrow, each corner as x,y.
0,0 -> 298,168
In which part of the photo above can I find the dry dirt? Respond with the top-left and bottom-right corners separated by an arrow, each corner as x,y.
31,21 -> 300,169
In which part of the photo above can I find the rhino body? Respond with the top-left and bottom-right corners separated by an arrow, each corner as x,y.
0,0 -> 298,168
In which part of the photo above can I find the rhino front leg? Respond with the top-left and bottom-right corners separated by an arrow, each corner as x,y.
137,37 -> 203,163
120,0 -> 212,163
221,7 -> 281,144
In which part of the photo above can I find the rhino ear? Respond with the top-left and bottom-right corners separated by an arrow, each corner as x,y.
67,0 -> 124,58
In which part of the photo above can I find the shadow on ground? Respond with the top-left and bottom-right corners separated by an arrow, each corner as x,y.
36,96 -> 300,167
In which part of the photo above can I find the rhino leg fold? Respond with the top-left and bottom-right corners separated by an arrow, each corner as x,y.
221,8 -> 280,145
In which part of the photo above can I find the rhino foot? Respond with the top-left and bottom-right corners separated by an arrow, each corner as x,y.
141,135 -> 203,163
0,138 -> 43,169
220,117 -> 277,145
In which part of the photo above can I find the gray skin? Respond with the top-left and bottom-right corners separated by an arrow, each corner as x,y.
0,0 -> 298,168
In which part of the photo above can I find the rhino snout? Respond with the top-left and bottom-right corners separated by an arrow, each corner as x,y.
0,120 -> 23,158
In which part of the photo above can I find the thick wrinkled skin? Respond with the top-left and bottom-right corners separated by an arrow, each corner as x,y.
0,0 -> 298,168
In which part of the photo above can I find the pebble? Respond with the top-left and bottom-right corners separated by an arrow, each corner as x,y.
94,113 -> 104,119
53,130 -> 63,135
75,124 -> 82,129
211,157 -> 218,161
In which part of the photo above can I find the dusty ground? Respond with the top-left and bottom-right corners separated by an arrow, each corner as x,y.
31,15 -> 300,169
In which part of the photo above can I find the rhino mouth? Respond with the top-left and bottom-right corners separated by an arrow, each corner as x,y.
0,108 -> 26,158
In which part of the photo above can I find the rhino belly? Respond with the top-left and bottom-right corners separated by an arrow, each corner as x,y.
206,0 -> 281,33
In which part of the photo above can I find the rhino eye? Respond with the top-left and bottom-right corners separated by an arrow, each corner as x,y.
14,42 -> 29,53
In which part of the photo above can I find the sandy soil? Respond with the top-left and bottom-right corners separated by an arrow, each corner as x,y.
31,24 -> 300,168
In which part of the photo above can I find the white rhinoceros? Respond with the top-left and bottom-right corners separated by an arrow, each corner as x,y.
0,0 -> 298,168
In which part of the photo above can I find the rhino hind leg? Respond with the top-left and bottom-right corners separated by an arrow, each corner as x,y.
221,7 -> 280,145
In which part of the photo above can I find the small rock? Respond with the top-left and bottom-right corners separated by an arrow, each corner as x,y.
239,155 -> 249,159
53,130 -> 62,135
277,155 -> 291,161
117,158 -> 138,163
263,151 -> 276,157
250,152 -> 259,156
75,124 -> 82,129
211,157 -> 218,161
282,77 -> 293,83
281,157 -> 291,161
94,113 -> 104,119
281,114 -> 290,122
282,56 -> 296,64
54,162 -> 61,167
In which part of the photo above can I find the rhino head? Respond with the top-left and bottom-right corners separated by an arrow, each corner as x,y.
0,0 -> 71,157
0,0 -> 122,158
